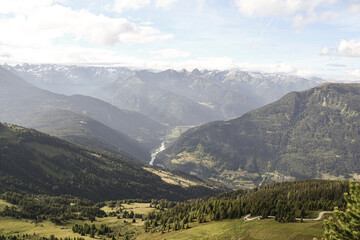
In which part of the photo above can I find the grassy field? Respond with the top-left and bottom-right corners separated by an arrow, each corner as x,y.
121,203 -> 157,215
101,202 -> 156,216
0,216 -> 143,239
144,167 -> 207,188
0,199 -> 327,240
0,217 -> 90,239
0,201 -> 157,239
0,216 -> 326,240
137,218 -> 326,240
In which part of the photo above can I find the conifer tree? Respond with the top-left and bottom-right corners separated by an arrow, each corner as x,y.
323,181 -> 360,240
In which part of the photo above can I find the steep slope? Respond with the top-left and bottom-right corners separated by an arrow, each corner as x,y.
156,83 -> 360,188
0,123 -> 220,201
0,66 -> 166,152
21,109 -> 150,161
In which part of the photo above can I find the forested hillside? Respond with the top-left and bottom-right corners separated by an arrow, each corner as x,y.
0,123 -> 220,201
142,179 -> 348,233
156,83 -> 360,187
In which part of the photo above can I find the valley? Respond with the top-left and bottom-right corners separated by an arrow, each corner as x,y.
1,1 -> 360,239
0,65 -> 358,240
156,83 -> 360,188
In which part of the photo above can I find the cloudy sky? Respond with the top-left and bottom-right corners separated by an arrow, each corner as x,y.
0,0 -> 359,80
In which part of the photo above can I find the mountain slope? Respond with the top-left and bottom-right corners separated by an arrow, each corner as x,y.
22,109 -> 150,161
0,123 -> 220,201
156,83 -> 360,188
0,66 -> 166,153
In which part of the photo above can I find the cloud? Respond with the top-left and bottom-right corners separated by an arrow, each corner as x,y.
293,11 -> 338,30
233,0 -> 338,29
327,63 -> 346,67
113,0 -> 151,12
150,49 -> 190,59
112,0 -> 177,12
348,4 -> 360,14
320,46 -> 337,56
156,0 -> 177,9
233,0 -> 301,17
321,39 -> 360,57
338,39 -> 360,57
238,62 -> 298,74
346,69 -> 360,78
0,1 -> 172,47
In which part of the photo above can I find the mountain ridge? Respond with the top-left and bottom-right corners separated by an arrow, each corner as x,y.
155,83 -> 360,188
4,64 -> 322,127
0,122 -> 221,201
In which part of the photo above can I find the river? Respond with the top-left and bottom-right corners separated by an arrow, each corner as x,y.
149,141 -> 166,165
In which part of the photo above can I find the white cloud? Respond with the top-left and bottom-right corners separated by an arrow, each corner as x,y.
322,39 -> 360,57
338,39 -> 360,57
0,42 -> 312,76
320,46 -> 331,55
0,1 -> 172,47
156,0 -> 177,9
150,49 -> 190,59
233,0 -> 338,29
113,0 -> 151,13
346,69 -> 360,79
348,4 -> 360,14
320,46 -> 338,56
233,0 -> 301,17
293,11 -> 338,30
112,0 -> 177,12
0,44 -> 148,67
238,62 -> 298,74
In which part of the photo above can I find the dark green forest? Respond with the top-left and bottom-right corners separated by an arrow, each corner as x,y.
142,179 -> 348,232
0,192 -> 105,222
0,123 -> 220,201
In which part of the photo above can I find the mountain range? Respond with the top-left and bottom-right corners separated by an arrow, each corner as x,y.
4,64 -> 322,127
155,83 -> 360,188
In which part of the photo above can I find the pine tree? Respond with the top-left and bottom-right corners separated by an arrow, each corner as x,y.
323,181 -> 360,240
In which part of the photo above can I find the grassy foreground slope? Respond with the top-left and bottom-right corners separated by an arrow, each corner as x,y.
137,218 -> 326,240
0,217 -> 326,240
0,180 -> 346,239
0,123 -> 220,201
156,83 -> 360,187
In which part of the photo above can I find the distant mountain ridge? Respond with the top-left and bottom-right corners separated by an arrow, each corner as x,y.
156,83 -> 360,188
3,63 -> 131,95
94,69 -> 322,126
4,64 -> 322,126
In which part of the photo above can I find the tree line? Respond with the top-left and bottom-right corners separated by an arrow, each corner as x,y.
142,179 -> 348,233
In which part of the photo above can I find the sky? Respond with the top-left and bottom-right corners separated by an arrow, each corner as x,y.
0,0 -> 359,81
